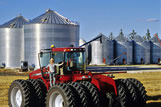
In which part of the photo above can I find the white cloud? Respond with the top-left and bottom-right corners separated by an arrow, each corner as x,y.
146,18 -> 159,22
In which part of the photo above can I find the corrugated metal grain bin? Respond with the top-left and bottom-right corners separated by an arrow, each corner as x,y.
133,35 -> 151,64
115,34 -> 133,64
104,37 -> 114,64
90,38 -> 104,65
150,36 -> 161,64
79,38 -> 92,64
90,34 -> 114,65
0,15 -> 28,68
24,9 -> 79,67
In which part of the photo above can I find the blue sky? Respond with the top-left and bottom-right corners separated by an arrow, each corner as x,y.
0,0 -> 160,41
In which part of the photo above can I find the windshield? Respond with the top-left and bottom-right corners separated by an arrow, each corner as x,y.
39,52 -> 64,67
64,52 -> 86,71
39,51 -> 86,71
39,52 -> 51,67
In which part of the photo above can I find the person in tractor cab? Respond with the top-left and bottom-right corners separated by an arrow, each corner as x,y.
47,58 -> 64,86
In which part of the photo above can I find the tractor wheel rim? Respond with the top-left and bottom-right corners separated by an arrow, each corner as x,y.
49,92 -> 64,107
11,87 -> 22,107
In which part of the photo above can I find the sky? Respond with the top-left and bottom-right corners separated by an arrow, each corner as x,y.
0,0 -> 160,41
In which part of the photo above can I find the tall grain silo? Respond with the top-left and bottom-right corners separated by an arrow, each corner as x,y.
86,44 -> 92,64
79,38 -> 91,64
90,33 -> 113,65
115,33 -> 133,64
104,37 -> 114,64
133,35 -> 151,64
24,9 -> 79,67
151,36 -> 161,64
0,15 -> 28,68
90,38 -> 104,65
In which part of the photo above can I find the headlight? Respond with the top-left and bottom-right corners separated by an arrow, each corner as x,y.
88,76 -> 91,78
82,76 -> 86,78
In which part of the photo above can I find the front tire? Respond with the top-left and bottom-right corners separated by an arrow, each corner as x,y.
46,83 -> 78,107
8,79 -> 33,107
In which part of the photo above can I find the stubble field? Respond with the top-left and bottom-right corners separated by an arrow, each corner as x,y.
0,69 -> 161,107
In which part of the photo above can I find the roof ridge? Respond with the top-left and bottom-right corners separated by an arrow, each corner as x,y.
0,15 -> 29,28
28,9 -> 78,25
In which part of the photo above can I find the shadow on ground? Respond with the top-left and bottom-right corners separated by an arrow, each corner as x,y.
146,102 -> 161,107
146,95 -> 161,107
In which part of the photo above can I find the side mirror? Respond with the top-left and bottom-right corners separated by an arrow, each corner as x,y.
40,52 -> 43,57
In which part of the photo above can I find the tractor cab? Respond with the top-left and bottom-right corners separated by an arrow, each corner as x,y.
39,46 -> 86,76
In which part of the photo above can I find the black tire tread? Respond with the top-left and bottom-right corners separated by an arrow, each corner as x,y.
80,81 -> 100,107
127,78 -> 147,106
115,79 -> 128,107
68,82 -> 88,107
8,79 -> 33,107
118,79 -> 137,101
27,79 -> 47,107
46,83 -> 78,107
116,79 -> 138,107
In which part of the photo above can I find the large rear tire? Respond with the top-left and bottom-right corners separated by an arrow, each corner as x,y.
115,80 -> 128,107
46,83 -> 78,107
80,81 -> 100,107
8,79 -> 34,107
126,78 -> 147,107
115,79 -> 138,107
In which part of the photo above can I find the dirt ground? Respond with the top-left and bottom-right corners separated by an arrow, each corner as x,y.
0,69 -> 161,107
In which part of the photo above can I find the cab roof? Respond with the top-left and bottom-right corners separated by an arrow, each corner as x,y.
52,47 -> 85,52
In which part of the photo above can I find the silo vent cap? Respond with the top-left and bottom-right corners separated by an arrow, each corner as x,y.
17,14 -> 22,17
9,23 -> 15,28
41,18 -> 47,23
46,9 -> 52,12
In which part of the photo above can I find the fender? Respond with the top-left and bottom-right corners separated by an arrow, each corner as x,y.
91,75 -> 117,95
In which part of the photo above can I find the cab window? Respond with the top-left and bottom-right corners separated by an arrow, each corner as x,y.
40,52 -> 51,67
52,52 -> 64,64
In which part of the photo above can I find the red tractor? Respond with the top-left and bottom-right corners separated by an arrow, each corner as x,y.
8,47 -> 147,107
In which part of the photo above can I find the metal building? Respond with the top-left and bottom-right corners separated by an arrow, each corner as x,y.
133,35 -> 151,64
115,34 -> 133,64
150,36 -> 161,64
104,37 -> 114,64
90,38 -> 104,65
0,15 -> 28,68
90,33 -> 114,65
79,38 -> 91,64
85,44 -> 92,64
24,9 -> 79,68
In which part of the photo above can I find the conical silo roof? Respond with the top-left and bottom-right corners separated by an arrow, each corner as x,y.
115,34 -> 128,42
28,9 -> 78,25
94,33 -> 108,41
0,15 -> 29,28
133,35 -> 144,42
